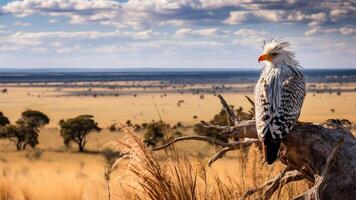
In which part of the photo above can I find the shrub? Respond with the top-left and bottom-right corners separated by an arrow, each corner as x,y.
143,121 -> 180,147
109,123 -> 122,133
126,120 -> 132,127
0,112 -> 10,126
143,121 -> 167,147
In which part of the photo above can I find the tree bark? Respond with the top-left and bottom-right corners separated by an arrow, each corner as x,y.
78,143 -> 84,152
281,122 -> 356,200
229,121 -> 356,199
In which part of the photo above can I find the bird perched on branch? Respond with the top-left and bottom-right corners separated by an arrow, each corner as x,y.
255,38 -> 305,164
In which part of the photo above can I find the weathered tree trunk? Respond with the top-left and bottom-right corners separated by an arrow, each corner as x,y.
153,95 -> 356,199
78,143 -> 84,152
282,122 -> 356,200
240,121 -> 356,199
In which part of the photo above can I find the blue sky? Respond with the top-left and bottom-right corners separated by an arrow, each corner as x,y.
0,0 -> 355,69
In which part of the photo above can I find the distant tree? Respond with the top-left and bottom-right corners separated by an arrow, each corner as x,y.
0,112 -> 10,126
59,115 -> 101,152
20,110 -> 50,127
0,110 -> 49,150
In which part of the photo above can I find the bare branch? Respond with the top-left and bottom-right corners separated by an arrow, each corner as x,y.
245,95 -> 255,108
240,168 -> 304,200
207,138 -> 260,166
152,136 -> 233,151
201,120 -> 258,139
262,170 -> 304,200
217,94 -> 238,124
208,146 -> 232,167
152,135 -> 258,151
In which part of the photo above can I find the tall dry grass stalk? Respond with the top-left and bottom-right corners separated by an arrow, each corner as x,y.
113,128 -> 308,200
0,179 -> 15,200
113,128 -> 197,200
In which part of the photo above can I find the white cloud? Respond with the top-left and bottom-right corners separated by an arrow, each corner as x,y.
9,30 -> 159,41
14,21 -> 30,26
307,13 -> 327,26
233,28 -> 267,47
175,28 -> 227,38
0,30 -> 161,54
2,0 -> 355,34
30,47 -> 48,53
339,27 -> 356,35
305,26 -> 356,36
234,28 -> 265,37
0,45 -> 22,52
304,26 -> 337,36
48,19 -> 58,24
224,10 -> 286,25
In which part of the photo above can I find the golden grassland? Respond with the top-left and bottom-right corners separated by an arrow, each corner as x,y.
0,83 -> 355,127
0,83 -> 355,199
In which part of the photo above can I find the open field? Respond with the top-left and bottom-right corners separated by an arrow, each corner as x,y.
1,82 -> 356,127
0,81 -> 355,199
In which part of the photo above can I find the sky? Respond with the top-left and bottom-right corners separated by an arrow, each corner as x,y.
0,0 -> 355,69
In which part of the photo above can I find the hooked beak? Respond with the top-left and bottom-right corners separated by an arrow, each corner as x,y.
258,54 -> 272,63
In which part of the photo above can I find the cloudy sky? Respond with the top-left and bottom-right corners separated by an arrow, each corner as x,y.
0,0 -> 355,69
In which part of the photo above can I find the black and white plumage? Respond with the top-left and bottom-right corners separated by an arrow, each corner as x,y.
255,38 -> 305,165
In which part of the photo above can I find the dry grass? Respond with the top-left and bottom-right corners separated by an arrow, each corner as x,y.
112,130 -> 309,200
1,86 -> 355,128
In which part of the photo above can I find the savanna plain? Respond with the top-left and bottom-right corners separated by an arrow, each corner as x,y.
0,79 -> 355,200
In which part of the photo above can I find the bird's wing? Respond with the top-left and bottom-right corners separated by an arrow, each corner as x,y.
255,77 -> 272,139
255,76 -> 305,139
274,75 -> 305,138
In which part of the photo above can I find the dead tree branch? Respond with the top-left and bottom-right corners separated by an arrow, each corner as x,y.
240,168 -> 304,200
217,94 -> 238,124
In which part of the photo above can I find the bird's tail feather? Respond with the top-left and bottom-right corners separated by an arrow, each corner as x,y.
263,130 -> 281,165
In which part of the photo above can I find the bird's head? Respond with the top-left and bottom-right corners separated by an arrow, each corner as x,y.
258,38 -> 299,67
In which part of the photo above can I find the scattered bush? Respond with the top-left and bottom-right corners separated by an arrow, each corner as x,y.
133,124 -> 142,132
143,121 -> 168,147
172,122 -> 183,129
0,112 -> 10,126
143,121 -> 180,147
109,123 -> 122,133
126,120 -> 132,127
102,148 -> 122,167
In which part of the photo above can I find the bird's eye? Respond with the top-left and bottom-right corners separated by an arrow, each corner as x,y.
270,53 -> 278,57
